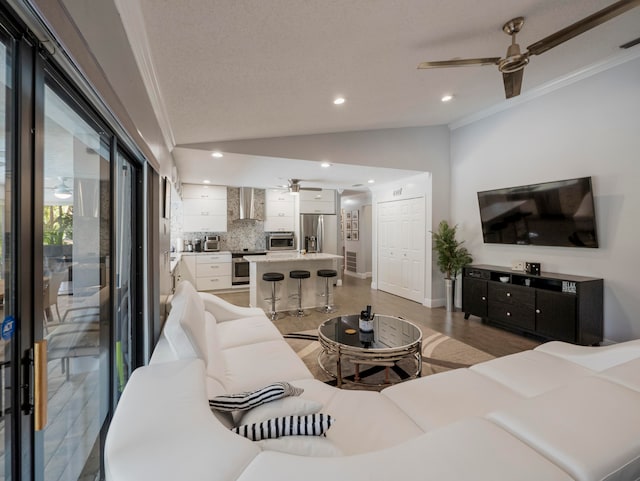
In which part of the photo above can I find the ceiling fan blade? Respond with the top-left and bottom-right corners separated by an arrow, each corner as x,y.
502,69 -> 524,99
527,0 -> 640,56
300,187 -> 323,191
417,58 -> 501,69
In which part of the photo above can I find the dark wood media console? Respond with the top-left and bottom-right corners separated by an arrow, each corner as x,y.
462,264 -> 603,345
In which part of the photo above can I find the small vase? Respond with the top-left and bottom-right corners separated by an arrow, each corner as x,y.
445,278 -> 454,312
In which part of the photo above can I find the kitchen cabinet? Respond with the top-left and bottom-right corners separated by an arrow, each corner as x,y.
264,190 -> 295,232
462,265 -> 603,345
299,189 -> 336,214
180,253 -> 231,291
182,184 -> 227,232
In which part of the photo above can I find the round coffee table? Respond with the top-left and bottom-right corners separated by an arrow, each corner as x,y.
317,314 -> 422,387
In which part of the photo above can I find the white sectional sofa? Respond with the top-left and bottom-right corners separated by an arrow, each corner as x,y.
105,281 -> 640,481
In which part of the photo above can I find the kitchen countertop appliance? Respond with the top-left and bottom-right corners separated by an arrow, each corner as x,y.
267,232 -> 295,251
203,235 -> 220,252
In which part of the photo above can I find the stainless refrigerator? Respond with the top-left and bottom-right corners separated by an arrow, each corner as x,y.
300,214 -> 323,252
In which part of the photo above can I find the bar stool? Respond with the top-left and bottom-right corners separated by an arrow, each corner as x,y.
262,272 -> 284,321
317,269 -> 338,313
289,270 -> 311,317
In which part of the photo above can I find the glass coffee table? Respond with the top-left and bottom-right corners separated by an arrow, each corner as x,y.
318,314 -> 422,387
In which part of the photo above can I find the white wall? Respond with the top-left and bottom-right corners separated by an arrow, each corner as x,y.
451,57 -> 640,343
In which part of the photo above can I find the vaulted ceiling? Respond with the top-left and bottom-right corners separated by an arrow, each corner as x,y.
62,0 -> 640,189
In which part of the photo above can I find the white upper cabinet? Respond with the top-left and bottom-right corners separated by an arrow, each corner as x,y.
264,189 -> 295,232
182,184 -> 227,200
299,189 -> 336,214
182,184 -> 227,232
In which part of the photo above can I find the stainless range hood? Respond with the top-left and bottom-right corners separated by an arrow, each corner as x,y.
238,187 -> 262,220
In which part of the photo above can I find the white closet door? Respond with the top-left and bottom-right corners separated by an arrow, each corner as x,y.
377,197 -> 425,303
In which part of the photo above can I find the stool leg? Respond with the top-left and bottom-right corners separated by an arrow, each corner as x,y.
296,278 -> 303,316
325,277 -> 330,310
269,281 -> 278,321
318,276 -> 336,313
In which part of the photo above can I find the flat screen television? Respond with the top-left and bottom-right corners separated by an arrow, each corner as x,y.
477,177 -> 598,248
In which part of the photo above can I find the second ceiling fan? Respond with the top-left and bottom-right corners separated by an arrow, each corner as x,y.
418,0 -> 640,98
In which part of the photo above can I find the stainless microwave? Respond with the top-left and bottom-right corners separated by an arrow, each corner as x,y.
267,233 -> 295,250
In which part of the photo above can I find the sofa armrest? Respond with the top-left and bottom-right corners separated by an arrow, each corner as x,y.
199,292 -> 265,322
534,339 -> 640,372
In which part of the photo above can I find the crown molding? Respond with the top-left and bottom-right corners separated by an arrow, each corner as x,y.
113,0 -> 176,151
450,49 -> 640,131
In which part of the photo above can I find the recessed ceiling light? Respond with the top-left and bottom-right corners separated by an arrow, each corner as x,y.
321,162 -> 331,168
203,179 -> 211,184
368,179 -> 375,184
333,97 -> 345,105
211,151 -> 223,158
441,94 -> 454,102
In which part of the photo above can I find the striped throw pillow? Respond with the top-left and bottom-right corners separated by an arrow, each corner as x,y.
233,414 -> 334,441
209,382 -> 303,412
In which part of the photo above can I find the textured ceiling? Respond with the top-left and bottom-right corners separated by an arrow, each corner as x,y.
64,0 -> 640,189
134,0 -> 640,145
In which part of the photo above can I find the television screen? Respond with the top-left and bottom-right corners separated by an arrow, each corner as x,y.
477,177 -> 598,248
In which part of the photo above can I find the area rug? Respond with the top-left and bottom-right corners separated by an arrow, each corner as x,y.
284,328 -> 495,390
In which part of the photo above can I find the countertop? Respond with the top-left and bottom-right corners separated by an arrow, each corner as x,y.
244,252 -> 342,262
179,250 -> 232,255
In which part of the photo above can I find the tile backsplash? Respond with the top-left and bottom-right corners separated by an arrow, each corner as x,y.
171,186 -> 267,252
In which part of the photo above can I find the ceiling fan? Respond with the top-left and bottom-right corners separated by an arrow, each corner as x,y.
417,0 -> 640,99
285,179 -> 322,194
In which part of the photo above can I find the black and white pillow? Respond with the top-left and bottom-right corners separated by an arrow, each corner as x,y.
209,382 -> 303,412
232,413 -> 334,441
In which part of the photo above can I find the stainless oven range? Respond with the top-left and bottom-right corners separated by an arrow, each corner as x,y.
231,251 -> 267,285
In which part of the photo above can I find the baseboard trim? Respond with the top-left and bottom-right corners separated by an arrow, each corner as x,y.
344,271 -> 371,280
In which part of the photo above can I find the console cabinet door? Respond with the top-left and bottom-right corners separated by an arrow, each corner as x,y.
535,290 -> 577,342
462,277 -> 487,318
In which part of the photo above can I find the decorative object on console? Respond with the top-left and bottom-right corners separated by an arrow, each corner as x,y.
432,220 -> 473,312
525,262 -> 541,275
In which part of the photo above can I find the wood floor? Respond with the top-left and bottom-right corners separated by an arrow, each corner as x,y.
216,275 -> 541,358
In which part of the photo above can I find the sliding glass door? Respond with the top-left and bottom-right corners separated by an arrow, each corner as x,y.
0,26 -> 15,481
0,6 -> 149,480
38,78 -> 111,481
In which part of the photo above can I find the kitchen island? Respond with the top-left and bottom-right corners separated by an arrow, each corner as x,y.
245,252 -> 342,314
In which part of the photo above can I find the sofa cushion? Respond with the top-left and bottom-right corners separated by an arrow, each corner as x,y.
321,388 -> 424,455
233,413 -> 334,441
470,350 -> 594,397
165,281 -> 209,363
234,418 -> 573,481
163,297 -> 199,361
209,382 -> 303,412
221,340 -> 313,392
105,360 -> 260,481
534,339 -> 640,372
598,357 -> 640,392
257,436 -> 343,457
217,315 -> 284,349
487,376 -> 640,481
382,368 -> 523,431
205,312 -> 228,382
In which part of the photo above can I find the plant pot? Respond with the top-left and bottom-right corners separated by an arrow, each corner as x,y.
445,278 -> 455,312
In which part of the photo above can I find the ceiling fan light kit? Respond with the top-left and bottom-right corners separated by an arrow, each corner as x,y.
418,0 -> 640,99
54,179 -> 73,199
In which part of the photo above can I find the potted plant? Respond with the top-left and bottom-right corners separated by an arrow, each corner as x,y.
432,220 -> 473,312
